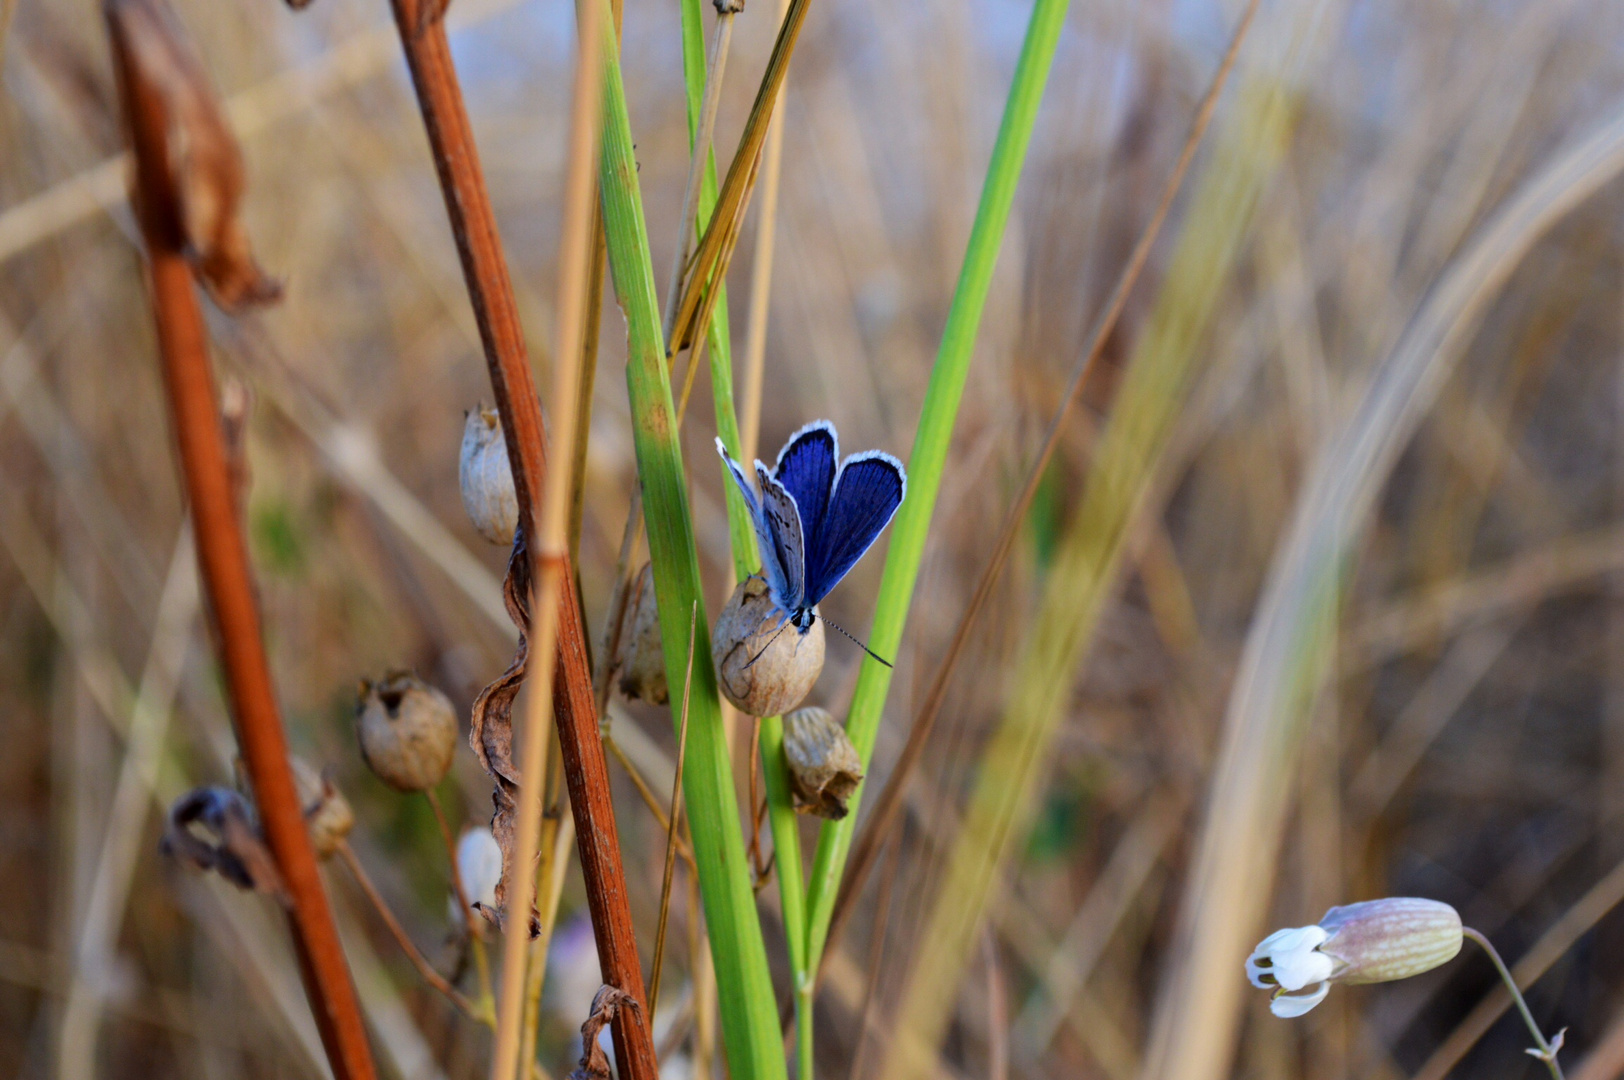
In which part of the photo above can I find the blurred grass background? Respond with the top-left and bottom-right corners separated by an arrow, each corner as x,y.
6,0 -> 1624,1077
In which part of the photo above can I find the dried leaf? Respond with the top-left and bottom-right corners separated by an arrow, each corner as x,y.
468,528 -> 532,922
161,786 -> 288,903
567,985 -> 639,1080
106,0 -> 281,309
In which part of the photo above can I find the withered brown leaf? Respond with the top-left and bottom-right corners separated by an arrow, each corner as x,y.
567,985 -> 639,1080
161,786 -> 289,903
106,0 -> 282,310
468,528 -> 532,924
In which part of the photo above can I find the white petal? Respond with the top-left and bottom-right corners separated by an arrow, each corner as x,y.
1270,982 -> 1330,1018
1247,925 -> 1332,991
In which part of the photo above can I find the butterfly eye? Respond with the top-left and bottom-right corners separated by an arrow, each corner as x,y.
712,575 -> 825,717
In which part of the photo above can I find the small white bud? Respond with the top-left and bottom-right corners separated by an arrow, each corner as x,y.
450,826 -> 502,923
1247,897 -> 1461,1017
459,405 -> 518,545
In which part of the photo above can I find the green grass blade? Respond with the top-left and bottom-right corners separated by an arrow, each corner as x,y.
678,1 -> 812,1066
802,0 -> 1070,973
594,15 -> 785,1080
676,0 -> 756,569
878,72 -> 1301,1077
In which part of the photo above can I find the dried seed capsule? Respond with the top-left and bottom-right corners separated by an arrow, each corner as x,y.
616,562 -> 668,704
459,405 -> 518,545
782,706 -> 864,819
712,575 -> 824,717
290,756 -> 354,859
356,671 -> 459,792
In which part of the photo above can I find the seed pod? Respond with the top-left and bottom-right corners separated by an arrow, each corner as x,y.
782,706 -> 863,819
356,671 -> 459,792
712,575 -> 824,717
616,563 -> 668,704
459,405 -> 518,545
290,756 -> 354,859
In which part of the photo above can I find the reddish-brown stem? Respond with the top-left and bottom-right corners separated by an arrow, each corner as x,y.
107,12 -> 376,1078
382,5 -> 655,1079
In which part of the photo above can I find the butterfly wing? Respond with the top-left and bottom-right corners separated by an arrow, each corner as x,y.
771,421 -> 838,556
715,438 -> 794,612
802,451 -> 906,607
755,462 -> 807,612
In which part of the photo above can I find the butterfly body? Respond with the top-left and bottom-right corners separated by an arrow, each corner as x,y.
716,421 -> 906,638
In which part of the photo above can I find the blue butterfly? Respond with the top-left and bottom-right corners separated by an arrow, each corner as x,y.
715,421 -> 906,648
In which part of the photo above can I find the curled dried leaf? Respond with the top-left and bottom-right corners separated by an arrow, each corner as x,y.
468,531 -> 532,923
106,0 -> 281,309
161,786 -> 288,902
568,985 -> 640,1080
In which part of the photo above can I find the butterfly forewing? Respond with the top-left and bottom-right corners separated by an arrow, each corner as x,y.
803,452 -> 906,607
772,422 -> 838,553
717,438 -> 794,614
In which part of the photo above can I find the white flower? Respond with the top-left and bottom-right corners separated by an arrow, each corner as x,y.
449,826 -> 502,923
1247,898 -> 1462,1017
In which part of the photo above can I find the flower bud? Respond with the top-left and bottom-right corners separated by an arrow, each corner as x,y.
356,671 -> 459,792
459,405 -> 518,545
1315,897 -> 1462,984
1247,897 -> 1461,1017
290,756 -> 354,859
782,706 -> 863,819
615,563 -> 668,705
449,825 -> 502,924
711,575 -> 824,717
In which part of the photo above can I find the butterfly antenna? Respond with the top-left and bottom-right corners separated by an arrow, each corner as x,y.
744,619 -> 795,670
818,616 -> 894,669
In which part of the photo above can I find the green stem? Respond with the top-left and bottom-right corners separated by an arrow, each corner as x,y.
1463,928 -> 1565,1080
594,13 -> 785,1080
678,0 -> 812,1056
802,0 -> 1071,973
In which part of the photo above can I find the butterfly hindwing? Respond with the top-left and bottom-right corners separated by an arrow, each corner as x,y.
802,450 -> 906,607
772,421 -> 838,556
756,462 -> 807,612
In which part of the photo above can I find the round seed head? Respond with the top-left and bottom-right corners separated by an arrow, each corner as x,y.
782,706 -> 864,819
615,563 -> 668,705
356,670 -> 459,792
459,405 -> 518,546
711,575 -> 823,717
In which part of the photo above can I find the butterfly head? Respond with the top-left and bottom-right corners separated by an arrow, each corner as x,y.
789,607 -> 818,634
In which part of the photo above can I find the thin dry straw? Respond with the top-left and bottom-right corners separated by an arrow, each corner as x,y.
56,533 -> 197,1080
1141,101 -> 1624,1080
818,0 -> 1257,976
489,0 -> 605,1072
